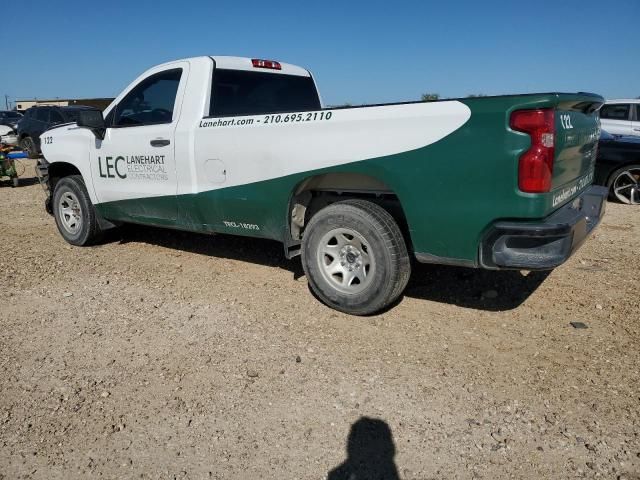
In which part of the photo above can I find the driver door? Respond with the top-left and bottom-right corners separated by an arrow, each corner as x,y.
90,64 -> 188,223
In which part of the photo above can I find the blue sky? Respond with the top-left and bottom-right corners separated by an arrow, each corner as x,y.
1,0 -> 638,107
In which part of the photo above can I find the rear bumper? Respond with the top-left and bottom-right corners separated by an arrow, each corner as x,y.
479,185 -> 608,270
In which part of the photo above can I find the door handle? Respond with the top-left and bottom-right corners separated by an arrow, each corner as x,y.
150,139 -> 170,147
633,128 -> 640,132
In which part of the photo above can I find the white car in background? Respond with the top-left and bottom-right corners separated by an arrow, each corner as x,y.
600,99 -> 640,136
0,124 -> 18,146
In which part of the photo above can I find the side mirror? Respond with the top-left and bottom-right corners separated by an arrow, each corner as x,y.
77,110 -> 106,140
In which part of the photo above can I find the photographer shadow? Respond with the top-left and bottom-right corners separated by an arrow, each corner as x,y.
328,417 -> 400,480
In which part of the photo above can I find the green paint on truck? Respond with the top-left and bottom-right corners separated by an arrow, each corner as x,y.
96,93 -> 602,265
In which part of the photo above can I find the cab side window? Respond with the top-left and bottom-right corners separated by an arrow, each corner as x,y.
113,69 -> 182,127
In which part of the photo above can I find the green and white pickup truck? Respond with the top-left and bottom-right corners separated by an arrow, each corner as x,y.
38,56 -> 607,314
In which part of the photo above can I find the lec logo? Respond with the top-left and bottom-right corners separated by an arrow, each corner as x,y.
98,156 -> 126,179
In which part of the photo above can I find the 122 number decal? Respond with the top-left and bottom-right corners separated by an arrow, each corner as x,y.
560,114 -> 573,130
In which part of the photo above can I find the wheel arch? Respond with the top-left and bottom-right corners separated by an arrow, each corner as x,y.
605,162 -> 640,204
606,162 -> 640,187
285,171 -> 412,255
47,161 -> 117,230
48,162 -> 83,193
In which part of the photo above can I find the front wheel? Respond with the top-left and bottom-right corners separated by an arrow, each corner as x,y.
52,175 -> 102,246
607,165 -> 640,204
301,199 -> 411,315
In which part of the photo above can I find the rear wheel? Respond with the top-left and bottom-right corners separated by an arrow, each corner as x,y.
607,165 -> 640,204
301,199 -> 411,315
52,175 -> 102,245
20,137 -> 39,159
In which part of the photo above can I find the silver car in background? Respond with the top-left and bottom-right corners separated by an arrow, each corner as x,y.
600,99 -> 640,137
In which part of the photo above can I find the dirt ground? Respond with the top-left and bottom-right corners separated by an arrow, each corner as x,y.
1,161 -> 638,480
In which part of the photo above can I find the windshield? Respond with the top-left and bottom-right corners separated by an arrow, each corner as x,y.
63,110 -> 85,122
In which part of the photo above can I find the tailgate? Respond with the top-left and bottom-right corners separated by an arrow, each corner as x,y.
550,95 -> 603,208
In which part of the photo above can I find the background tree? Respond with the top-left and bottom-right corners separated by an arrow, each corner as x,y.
421,93 -> 439,101
466,94 -> 488,98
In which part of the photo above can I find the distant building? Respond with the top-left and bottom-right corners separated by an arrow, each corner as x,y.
16,99 -> 68,110
15,97 -> 114,112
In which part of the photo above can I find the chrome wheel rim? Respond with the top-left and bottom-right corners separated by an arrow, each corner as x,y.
316,228 -> 375,294
58,191 -> 82,235
613,168 -> 640,205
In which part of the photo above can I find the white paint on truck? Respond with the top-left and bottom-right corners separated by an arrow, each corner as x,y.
42,56 -> 470,206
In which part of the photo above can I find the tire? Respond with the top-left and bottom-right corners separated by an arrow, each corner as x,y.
301,199 -> 411,315
52,175 -> 102,246
20,136 -> 39,159
607,164 -> 640,205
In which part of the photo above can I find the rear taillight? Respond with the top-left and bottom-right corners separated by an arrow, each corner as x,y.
251,58 -> 282,70
510,108 -> 555,193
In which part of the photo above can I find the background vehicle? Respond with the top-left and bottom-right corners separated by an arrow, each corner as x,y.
17,105 -> 98,159
595,131 -> 640,204
599,99 -> 640,137
38,56 -> 606,314
0,110 -> 23,130
0,124 -> 18,146
0,148 -> 27,187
